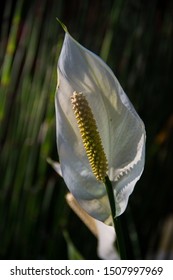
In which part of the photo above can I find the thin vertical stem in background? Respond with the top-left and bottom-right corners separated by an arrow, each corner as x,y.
0,0 -> 65,259
105,175 -> 127,260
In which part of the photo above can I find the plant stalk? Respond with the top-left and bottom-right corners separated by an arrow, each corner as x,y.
105,175 -> 127,259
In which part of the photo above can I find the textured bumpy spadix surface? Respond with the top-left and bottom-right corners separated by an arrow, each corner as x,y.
71,91 -> 108,182
55,30 -> 145,223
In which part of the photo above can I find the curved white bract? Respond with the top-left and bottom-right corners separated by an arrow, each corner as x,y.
55,31 -> 145,224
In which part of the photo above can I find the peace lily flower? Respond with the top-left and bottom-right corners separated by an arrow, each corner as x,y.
55,28 -> 145,225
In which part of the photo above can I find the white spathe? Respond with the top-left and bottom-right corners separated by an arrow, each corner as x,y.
55,31 -> 145,224
95,219 -> 119,260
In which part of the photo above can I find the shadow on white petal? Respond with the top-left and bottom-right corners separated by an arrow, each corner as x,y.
95,219 -> 119,260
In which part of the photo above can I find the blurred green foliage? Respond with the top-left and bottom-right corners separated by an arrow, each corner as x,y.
0,0 -> 173,259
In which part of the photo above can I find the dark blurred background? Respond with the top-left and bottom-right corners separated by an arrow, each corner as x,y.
0,0 -> 173,260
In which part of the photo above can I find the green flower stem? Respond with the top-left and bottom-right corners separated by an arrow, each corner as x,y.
105,176 -> 127,260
